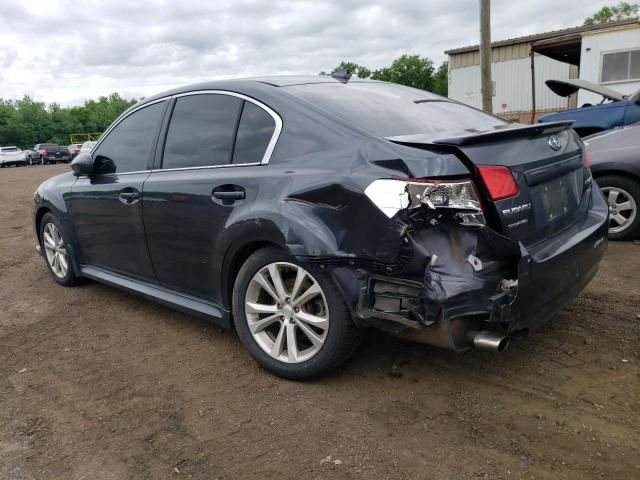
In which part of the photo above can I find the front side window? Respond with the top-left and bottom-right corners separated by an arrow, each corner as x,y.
92,101 -> 165,174
602,49 -> 640,83
233,102 -> 276,164
162,94 -> 243,169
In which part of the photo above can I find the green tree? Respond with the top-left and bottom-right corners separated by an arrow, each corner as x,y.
323,57 -> 450,96
432,61 -> 448,97
584,2 -> 639,25
0,93 -> 136,149
371,55 -> 435,91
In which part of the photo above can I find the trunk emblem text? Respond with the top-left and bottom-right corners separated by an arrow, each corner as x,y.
502,203 -> 531,216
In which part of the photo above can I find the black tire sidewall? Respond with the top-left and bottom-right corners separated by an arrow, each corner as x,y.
232,247 -> 356,379
597,175 -> 640,240
39,213 -> 79,286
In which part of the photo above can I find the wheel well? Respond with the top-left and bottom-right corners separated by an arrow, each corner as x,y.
34,207 -> 50,243
593,170 -> 640,185
224,241 -> 280,311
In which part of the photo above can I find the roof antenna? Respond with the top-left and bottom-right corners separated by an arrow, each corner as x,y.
331,68 -> 352,82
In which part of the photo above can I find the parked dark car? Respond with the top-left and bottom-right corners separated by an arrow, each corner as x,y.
29,143 -> 70,164
540,79 -> 640,137
585,123 -> 640,240
32,76 -> 608,379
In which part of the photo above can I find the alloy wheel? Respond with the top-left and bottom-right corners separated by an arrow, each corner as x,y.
244,262 -> 329,363
42,222 -> 69,278
602,186 -> 637,234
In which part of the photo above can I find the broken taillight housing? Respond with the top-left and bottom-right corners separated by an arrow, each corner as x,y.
364,178 -> 483,220
476,165 -> 519,201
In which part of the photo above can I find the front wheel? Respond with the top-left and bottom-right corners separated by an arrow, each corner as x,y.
597,175 -> 640,240
232,247 -> 360,379
39,213 -> 81,286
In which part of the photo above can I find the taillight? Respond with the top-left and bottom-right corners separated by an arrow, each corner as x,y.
476,165 -> 519,201
364,178 -> 483,221
43,150 -> 48,157
582,146 -> 590,169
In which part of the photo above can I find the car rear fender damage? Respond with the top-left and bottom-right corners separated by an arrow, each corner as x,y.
272,177 -> 608,352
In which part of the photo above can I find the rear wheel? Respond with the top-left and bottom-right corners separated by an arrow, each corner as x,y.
232,247 -> 360,379
39,213 -> 80,286
597,175 -> 640,240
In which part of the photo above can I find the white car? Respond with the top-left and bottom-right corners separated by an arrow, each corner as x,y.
0,146 -> 27,168
79,141 -> 96,154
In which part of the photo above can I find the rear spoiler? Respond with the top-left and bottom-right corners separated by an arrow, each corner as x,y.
386,120 -> 575,147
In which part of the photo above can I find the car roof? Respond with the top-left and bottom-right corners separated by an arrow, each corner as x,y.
135,75 -> 381,106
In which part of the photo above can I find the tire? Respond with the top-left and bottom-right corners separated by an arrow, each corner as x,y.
39,213 -> 81,286
596,175 -> 640,241
232,247 -> 360,380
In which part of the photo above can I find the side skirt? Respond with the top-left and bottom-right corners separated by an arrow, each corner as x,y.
80,265 -> 231,328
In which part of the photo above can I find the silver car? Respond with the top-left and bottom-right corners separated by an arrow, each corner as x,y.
0,146 -> 27,168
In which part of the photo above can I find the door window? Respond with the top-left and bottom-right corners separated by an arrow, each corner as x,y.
232,101 -> 276,164
92,101 -> 166,174
162,94 -> 243,169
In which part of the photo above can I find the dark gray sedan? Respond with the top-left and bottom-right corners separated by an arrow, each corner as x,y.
32,75 -> 608,379
586,124 -> 640,240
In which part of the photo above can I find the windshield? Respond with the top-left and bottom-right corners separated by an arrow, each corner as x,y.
284,81 -> 507,137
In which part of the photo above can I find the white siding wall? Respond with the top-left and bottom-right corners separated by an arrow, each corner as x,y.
578,28 -> 640,106
449,54 -> 571,113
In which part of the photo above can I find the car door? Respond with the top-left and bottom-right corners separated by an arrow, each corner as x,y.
142,91 -> 279,300
69,100 -> 168,281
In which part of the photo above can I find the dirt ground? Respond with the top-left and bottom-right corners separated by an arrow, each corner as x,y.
0,164 -> 639,480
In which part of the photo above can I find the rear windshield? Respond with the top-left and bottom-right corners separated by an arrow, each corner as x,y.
41,143 -> 58,149
1,147 -> 19,152
284,82 -> 507,137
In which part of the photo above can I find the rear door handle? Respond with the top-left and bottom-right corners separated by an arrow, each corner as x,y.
119,189 -> 140,205
212,191 -> 245,200
212,185 -> 246,204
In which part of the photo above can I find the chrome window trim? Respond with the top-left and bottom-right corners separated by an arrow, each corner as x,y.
153,162 -> 262,173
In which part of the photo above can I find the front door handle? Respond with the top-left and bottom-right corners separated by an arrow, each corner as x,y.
119,189 -> 140,205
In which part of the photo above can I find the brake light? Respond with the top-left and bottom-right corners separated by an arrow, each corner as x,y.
476,165 -> 519,201
43,150 -> 48,157
582,146 -> 590,169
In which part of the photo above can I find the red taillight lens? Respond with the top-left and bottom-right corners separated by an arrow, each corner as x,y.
477,165 -> 519,201
43,150 -> 48,157
582,146 -> 590,169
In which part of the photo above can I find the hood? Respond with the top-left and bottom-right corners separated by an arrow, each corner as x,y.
545,79 -> 624,102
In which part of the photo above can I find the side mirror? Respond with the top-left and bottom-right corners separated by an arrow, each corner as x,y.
71,153 -> 94,176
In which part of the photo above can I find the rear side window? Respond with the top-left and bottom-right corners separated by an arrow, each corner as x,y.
162,94 -> 243,169
284,82 -> 507,137
92,101 -> 165,174
233,102 -> 276,164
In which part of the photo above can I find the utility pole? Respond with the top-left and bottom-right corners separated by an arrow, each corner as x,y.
480,0 -> 493,113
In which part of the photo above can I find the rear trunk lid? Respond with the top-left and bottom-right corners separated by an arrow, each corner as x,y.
387,121 -> 591,246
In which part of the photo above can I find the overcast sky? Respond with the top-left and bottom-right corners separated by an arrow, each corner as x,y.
1,0 -> 612,105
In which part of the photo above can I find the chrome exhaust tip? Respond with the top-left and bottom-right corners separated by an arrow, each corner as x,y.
473,331 -> 510,352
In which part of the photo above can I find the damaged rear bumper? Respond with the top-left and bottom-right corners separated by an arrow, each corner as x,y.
353,185 -> 609,351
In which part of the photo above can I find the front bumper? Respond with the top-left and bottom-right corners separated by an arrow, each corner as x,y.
353,183 -> 609,350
